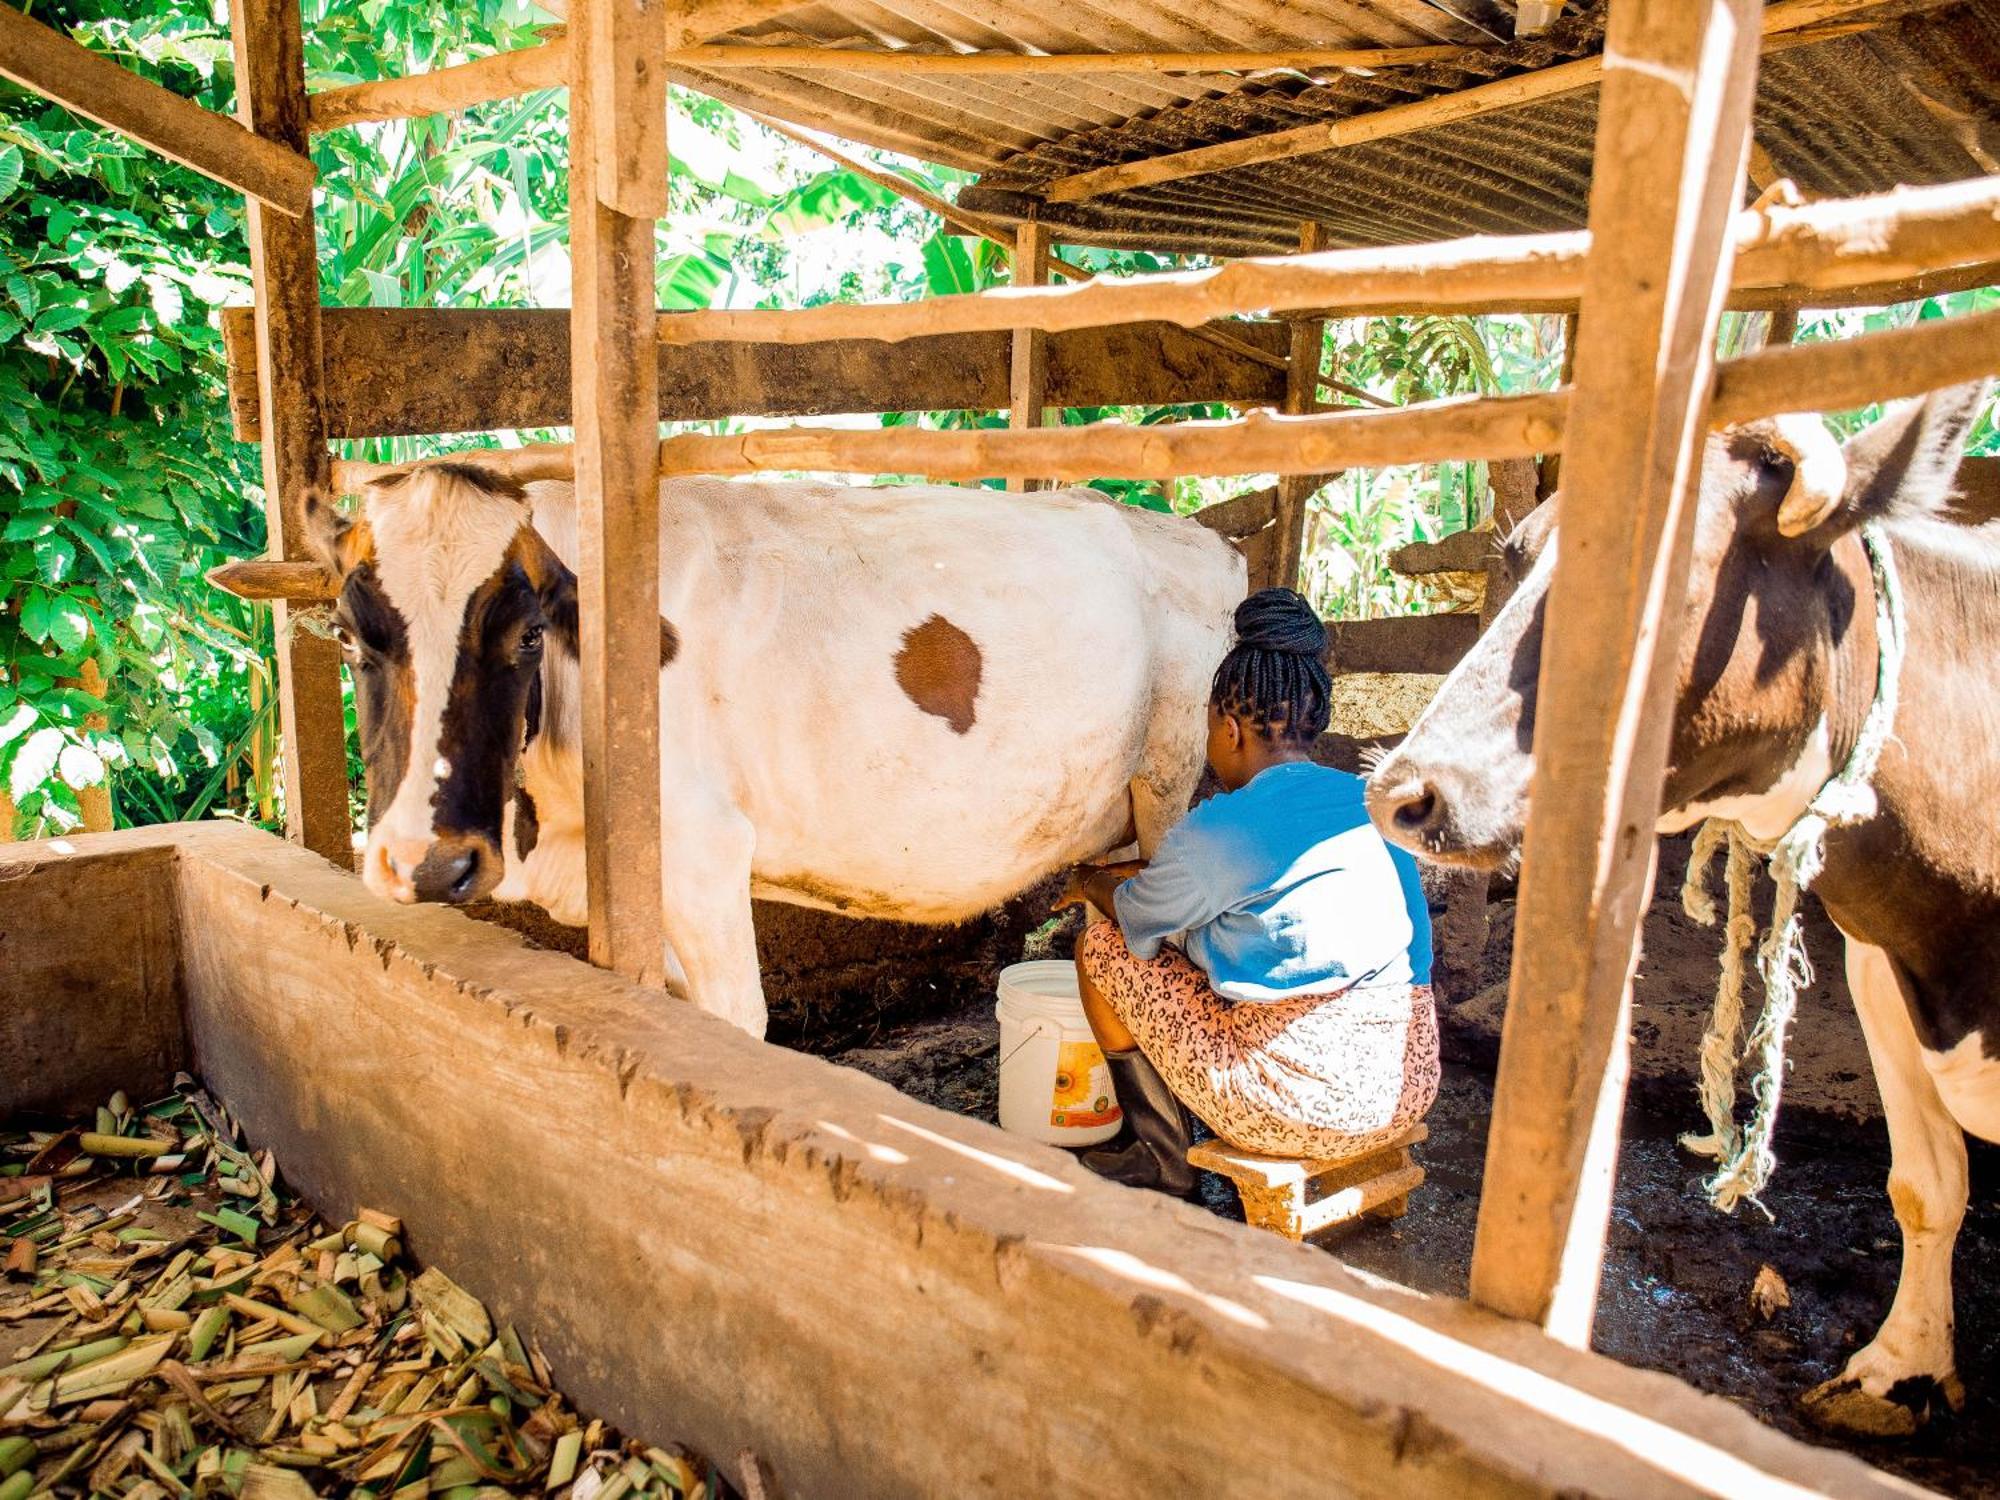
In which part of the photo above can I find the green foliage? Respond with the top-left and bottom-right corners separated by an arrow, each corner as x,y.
0,0 -> 273,836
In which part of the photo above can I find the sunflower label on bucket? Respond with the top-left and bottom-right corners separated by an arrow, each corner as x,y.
1051,1040 -> 1121,1129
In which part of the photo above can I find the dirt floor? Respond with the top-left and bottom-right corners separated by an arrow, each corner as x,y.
814,891 -> 2000,1499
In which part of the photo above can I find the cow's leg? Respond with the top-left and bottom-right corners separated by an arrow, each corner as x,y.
658,803 -> 768,1039
1802,939 -> 1967,1437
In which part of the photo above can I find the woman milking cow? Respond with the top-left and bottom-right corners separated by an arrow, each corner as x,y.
1057,588 -> 1437,1196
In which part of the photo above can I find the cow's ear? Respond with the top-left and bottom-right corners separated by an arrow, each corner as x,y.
301,488 -> 372,577
516,528 -> 578,655
1836,379 -> 1990,532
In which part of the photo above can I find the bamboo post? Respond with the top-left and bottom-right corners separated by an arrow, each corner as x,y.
569,0 -> 667,984
1467,0 -> 1762,1345
1007,223 -> 1052,494
1273,221 -> 1333,590
71,657 -> 113,833
231,0 -> 354,866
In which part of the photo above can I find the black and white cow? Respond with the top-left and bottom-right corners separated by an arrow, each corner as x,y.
305,463 -> 1244,1040
1366,384 -> 1996,1437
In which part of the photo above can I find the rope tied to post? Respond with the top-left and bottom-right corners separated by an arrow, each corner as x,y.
1679,518 -> 1906,1217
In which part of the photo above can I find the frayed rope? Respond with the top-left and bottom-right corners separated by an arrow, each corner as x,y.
1679,523 -> 1905,1217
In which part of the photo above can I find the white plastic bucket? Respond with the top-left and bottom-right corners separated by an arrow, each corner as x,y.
994,960 -> 1123,1147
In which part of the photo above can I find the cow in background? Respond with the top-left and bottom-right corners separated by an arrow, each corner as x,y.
1366,384 -> 1996,1437
305,465 -> 1243,1039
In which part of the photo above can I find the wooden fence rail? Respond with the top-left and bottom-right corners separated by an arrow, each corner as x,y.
647,177 -> 2000,348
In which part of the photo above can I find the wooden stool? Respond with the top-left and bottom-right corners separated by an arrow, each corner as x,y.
1187,1125 -> 1427,1243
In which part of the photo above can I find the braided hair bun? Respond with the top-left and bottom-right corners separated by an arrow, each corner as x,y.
1210,587 -> 1332,743
1231,587 -> 1327,657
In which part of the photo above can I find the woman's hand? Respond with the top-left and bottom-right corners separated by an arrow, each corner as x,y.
1054,859 -> 1148,914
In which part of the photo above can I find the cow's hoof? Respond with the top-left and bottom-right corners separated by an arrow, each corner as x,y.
1800,1372 -> 1964,1438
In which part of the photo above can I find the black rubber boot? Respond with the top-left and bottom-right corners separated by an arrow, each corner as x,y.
1081,1049 -> 1198,1198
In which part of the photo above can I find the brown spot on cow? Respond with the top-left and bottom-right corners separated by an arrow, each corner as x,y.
660,617 -> 679,666
894,614 -> 982,734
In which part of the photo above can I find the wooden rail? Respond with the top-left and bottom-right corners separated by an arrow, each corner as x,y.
305,304 -> 2000,492
0,5 -> 315,217
303,39 -> 1479,131
649,178 -> 2000,348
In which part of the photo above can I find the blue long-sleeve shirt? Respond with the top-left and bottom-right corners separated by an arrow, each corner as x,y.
1113,761 -> 1433,1003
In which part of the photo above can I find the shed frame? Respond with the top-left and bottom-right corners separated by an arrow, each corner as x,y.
4,0 -> 1999,1481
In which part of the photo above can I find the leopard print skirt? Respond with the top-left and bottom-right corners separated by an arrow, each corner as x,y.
1078,919 -> 1440,1159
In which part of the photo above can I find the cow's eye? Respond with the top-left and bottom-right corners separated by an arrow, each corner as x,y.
520,625 -> 544,656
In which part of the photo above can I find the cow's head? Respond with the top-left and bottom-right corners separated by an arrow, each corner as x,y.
304,463 -> 576,906
1368,382 -> 1989,867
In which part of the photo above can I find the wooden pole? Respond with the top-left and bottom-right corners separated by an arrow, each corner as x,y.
1538,310 -> 1579,497
1272,221 -> 1332,590
1039,0 -> 1956,204
1007,223 -> 1052,494
231,0 -> 355,867
0,5 -> 315,217
304,38 -> 1478,131
1467,0 -> 1762,1345
569,0 -> 666,985
653,175 -> 2000,348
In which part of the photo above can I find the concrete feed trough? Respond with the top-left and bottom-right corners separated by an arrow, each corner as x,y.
0,823 -> 1926,1499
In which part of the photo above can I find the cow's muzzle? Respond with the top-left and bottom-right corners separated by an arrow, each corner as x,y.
1366,761 -> 1525,872
366,832 -> 503,905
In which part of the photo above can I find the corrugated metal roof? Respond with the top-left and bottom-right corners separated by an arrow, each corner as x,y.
676,0 -> 2000,255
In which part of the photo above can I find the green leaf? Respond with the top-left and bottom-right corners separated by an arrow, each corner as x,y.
0,702 -> 37,750
57,740 -> 105,789
0,146 -> 21,203
34,305 -> 87,335
32,533 -> 76,583
18,586 -> 52,643
48,597 -> 90,654
6,274 -> 37,322
8,726 -> 63,801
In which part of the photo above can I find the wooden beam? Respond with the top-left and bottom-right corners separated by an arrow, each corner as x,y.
230,0 -> 354,867
1039,0 -> 1952,204
653,176 -> 2000,348
680,42 -> 1478,73
1274,221 -> 1333,589
569,0 -> 666,985
309,36 -> 567,133
1326,614 -> 1480,675
304,38 -> 1480,131
206,558 -> 338,602
1710,304 -> 2000,422
1007,222 -> 1052,493
0,4 -> 315,216
1468,0 -> 1761,1345
1391,528 -> 1494,576
218,307 -> 1291,439
588,4 -> 666,218
316,305 -> 1999,499
1191,484 -> 1279,540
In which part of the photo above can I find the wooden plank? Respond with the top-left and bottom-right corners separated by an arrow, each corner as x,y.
1192,484 -> 1280,540
307,38 -> 1478,129
588,0 -> 666,218
79,817 -> 1916,1500
218,307 -> 1291,439
1326,614 -> 1479,676
1007,222 -> 1052,494
1273,221 -> 1334,590
656,175 -> 2000,348
0,842 -> 185,1118
1468,0 -> 1762,1345
0,4 -> 314,216
569,0 -> 666,985
1711,305 -> 2000,423
230,0 -> 354,868
1391,528 -> 1493,575
1039,0 -> 1956,203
